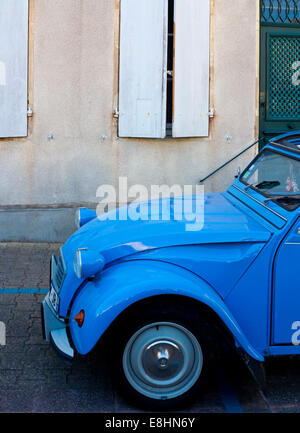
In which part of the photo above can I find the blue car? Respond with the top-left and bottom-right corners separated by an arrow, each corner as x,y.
42,131 -> 300,409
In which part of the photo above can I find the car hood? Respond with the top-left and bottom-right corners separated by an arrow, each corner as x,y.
62,192 -> 271,265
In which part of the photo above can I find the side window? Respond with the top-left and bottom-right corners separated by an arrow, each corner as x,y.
0,0 -> 28,138
118,0 -> 210,139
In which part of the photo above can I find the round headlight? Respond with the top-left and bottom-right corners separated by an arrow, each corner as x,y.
73,248 -> 106,280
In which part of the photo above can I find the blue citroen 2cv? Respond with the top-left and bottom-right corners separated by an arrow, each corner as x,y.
42,131 -> 300,409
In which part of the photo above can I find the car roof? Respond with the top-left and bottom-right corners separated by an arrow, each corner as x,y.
269,131 -> 300,154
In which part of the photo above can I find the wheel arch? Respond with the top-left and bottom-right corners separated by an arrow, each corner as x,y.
68,259 -> 264,362
102,294 -> 231,345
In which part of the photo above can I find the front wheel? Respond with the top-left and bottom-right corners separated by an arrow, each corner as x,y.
110,303 -> 217,409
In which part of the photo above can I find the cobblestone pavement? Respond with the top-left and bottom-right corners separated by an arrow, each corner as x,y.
0,243 -> 299,413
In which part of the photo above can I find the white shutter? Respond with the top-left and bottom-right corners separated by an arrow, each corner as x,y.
173,0 -> 210,138
119,0 -> 168,138
0,0 -> 28,138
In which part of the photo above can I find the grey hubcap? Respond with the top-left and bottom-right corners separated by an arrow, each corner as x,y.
123,322 -> 203,400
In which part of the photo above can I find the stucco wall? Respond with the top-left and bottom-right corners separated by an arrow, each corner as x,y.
0,0 -> 259,241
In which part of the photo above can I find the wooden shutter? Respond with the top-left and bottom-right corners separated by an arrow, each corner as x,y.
173,0 -> 210,138
0,0 -> 28,138
119,0 -> 168,138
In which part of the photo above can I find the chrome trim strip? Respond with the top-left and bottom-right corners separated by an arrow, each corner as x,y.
231,185 -> 288,222
285,242 -> 300,245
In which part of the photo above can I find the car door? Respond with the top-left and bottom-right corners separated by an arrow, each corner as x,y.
272,216 -> 300,344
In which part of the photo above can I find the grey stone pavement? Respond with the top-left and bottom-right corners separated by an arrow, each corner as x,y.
0,242 -> 299,413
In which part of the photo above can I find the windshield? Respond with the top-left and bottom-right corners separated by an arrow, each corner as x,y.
240,149 -> 300,210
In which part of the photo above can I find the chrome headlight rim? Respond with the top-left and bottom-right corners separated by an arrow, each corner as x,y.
73,248 -> 86,279
75,208 -> 84,230
75,207 -> 97,230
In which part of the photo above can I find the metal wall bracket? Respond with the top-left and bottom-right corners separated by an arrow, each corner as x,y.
208,108 -> 215,118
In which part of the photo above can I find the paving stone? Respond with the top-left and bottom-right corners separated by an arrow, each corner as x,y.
0,352 -> 26,369
0,370 -> 20,389
0,390 -> 36,412
0,294 -> 16,305
31,389 -> 114,413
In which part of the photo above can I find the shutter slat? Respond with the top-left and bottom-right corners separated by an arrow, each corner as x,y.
0,0 -> 28,138
173,0 -> 210,138
119,0 -> 168,138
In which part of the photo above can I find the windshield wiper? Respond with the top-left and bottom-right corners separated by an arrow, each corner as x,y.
264,195 -> 300,205
255,180 -> 280,190
245,180 -> 280,191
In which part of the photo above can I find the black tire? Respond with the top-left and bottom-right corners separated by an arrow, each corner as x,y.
107,299 -> 220,410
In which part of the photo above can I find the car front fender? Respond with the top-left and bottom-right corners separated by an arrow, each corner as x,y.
69,260 -> 264,361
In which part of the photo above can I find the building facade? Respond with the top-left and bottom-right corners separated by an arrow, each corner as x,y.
0,0 -> 299,241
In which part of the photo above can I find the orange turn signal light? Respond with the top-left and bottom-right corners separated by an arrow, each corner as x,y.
74,310 -> 85,327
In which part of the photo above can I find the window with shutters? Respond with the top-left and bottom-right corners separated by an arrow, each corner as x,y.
118,0 -> 210,139
0,0 -> 28,138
